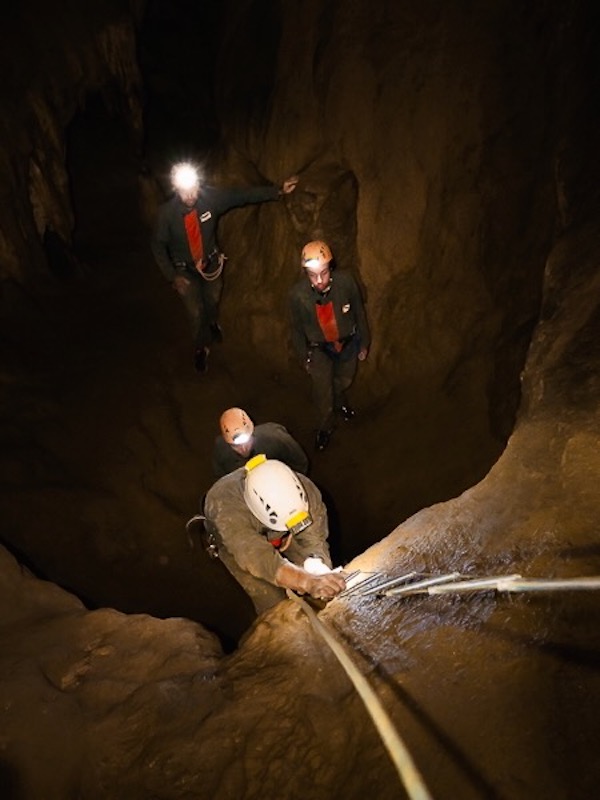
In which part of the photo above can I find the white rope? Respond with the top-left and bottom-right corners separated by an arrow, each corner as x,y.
199,252 -> 227,281
288,591 -> 433,800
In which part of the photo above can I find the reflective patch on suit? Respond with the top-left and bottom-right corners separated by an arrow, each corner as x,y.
342,303 -> 351,313
200,211 -> 212,222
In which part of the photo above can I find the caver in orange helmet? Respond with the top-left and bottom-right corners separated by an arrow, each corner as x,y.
220,407 -> 254,446
301,240 -> 333,270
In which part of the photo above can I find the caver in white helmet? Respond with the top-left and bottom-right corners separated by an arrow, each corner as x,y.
244,455 -> 312,535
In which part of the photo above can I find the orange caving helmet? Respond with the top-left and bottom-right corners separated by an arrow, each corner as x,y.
220,407 -> 255,445
301,240 -> 333,270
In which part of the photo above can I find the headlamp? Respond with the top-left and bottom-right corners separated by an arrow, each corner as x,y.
304,258 -> 320,269
245,453 -> 267,472
232,432 -> 252,445
286,510 -> 312,536
171,162 -> 199,191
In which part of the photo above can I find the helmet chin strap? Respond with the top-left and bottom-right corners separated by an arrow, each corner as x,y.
267,531 -> 292,551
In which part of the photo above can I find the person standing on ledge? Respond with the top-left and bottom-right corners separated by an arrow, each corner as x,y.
151,162 -> 298,373
289,240 -> 370,451
202,455 -> 346,613
213,407 -> 309,478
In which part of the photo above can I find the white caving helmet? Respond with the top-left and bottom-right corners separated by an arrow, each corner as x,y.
170,161 -> 200,192
244,455 -> 312,535
220,407 -> 254,445
301,240 -> 333,270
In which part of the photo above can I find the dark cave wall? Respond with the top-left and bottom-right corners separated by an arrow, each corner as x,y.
0,1 -> 144,293
212,0 -> 568,441
190,0 -> 600,559
0,0 -> 582,464
0,0 -> 592,439
0,1 -> 152,608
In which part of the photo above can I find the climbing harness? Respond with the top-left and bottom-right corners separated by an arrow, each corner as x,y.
173,252 -> 227,282
199,251 -> 227,282
185,514 -> 219,559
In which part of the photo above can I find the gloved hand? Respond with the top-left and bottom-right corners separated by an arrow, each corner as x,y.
275,561 -> 345,600
303,557 -> 331,576
304,571 -> 346,600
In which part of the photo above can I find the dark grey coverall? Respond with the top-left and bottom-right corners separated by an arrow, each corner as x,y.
203,467 -> 332,613
289,270 -> 370,431
152,185 -> 279,349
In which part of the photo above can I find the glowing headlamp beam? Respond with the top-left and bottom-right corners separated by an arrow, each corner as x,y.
172,163 -> 199,191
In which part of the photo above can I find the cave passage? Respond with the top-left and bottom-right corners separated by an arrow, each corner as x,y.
2,0 -> 517,648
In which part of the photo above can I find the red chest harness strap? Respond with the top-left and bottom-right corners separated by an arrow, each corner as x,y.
315,301 -> 343,352
183,211 -> 205,273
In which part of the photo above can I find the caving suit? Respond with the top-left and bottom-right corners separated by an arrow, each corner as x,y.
289,270 -> 370,432
151,185 -> 280,350
212,422 -> 309,479
203,467 -> 332,613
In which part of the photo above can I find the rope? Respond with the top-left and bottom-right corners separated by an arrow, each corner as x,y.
287,591 -> 433,800
200,253 -> 226,282
200,262 -> 223,281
